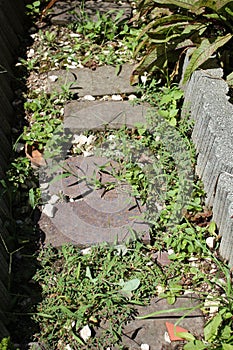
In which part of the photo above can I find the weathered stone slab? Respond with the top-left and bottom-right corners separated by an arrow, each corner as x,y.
64,100 -> 148,131
47,0 -> 132,25
40,156 -> 150,246
47,64 -> 136,96
213,172 -> 233,263
98,295 -> 204,350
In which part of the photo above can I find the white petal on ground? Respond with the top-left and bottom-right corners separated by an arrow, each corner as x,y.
42,203 -> 57,218
86,135 -> 96,146
72,134 -> 88,146
65,345 -> 73,350
164,331 -> 171,343
141,344 -> 150,350
83,95 -> 96,101
156,285 -> 165,295
204,296 -> 220,315
48,75 -> 58,82
27,48 -> 35,58
83,150 -> 93,157
81,247 -> 92,255
79,325 -> 92,341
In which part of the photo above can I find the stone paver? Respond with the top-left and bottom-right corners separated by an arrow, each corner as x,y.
48,0 -> 132,25
40,156 -> 150,246
97,295 -> 204,350
47,64 -> 136,96
64,100 -> 148,131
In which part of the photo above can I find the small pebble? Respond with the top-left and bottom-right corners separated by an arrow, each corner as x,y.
111,94 -> 123,101
40,182 -> 49,190
206,236 -> 215,249
48,194 -> 60,205
42,203 -> 56,218
80,324 -> 91,341
83,95 -> 95,101
128,94 -> 137,101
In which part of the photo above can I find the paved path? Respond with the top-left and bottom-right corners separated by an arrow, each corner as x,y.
38,1 -> 204,348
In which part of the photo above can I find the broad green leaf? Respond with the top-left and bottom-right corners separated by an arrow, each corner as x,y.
71,331 -> 85,345
208,221 -> 216,235
183,34 -> 232,83
176,331 -> 196,341
167,295 -> 176,304
120,278 -> 140,292
204,313 -> 222,341
137,14 -> 194,40
86,266 -> 93,280
222,344 -> 233,350
29,188 -> 35,209
195,0 -> 233,12
151,0 -> 197,11
184,340 -> 208,350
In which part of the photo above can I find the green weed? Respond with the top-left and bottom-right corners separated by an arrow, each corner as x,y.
33,242 -> 161,349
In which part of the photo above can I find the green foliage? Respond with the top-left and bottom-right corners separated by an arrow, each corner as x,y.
33,242 -> 161,348
22,89 -> 71,148
132,0 -> 233,84
0,337 -> 17,350
26,0 -> 41,18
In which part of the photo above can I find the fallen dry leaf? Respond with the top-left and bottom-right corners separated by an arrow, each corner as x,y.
25,143 -> 46,167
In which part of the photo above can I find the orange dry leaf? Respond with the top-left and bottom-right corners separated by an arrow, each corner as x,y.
25,144 -> 46,167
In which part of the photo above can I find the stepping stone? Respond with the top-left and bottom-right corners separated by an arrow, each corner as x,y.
47,0 -> 132,25
97,295 -> 204,349
64,100 -> 148,131
47,64 -> 136,96
39,156 -> 150,246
